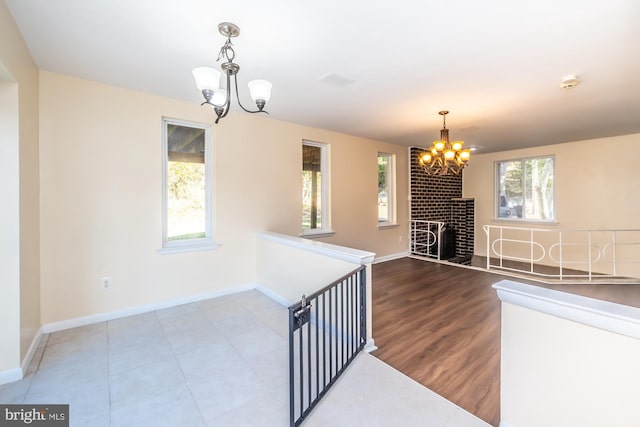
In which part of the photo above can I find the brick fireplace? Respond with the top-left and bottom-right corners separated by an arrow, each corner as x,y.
409,147 -> 475,263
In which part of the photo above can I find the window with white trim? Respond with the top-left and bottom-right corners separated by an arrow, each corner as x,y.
161,118 -> 214,250
302,140 -> 331,235
377,152 -> 396,225
496,156 -> 555,221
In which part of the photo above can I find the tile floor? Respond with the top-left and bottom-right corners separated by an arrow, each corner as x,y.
0,289 -> 489,427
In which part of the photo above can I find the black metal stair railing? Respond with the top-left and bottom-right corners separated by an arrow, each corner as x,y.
288,265 -> 367,427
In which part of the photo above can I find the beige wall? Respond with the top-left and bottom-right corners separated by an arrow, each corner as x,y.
0,78 -> 20,374
256,237 -> 361,304
256,232 -> 375,345
39,71 -> 408,325
501,302 -> 640,427
316,137 -> 409,255
0,1 -> 40,372
463,133 -> 640,259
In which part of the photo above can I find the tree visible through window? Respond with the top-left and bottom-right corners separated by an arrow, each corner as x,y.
378,153 -> 395,224
302,141 -> 330,234
496,156 -> 554,220
162,118 -> 213,248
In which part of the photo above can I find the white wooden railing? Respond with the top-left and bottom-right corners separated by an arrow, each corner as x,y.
410,220 -> 446,260
483,225 -> 640,281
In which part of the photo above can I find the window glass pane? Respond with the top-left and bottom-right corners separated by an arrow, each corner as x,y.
523,157 -> 554,220
496,156 -> 554,221
498,160 -> 523,218
302,144 -> 322,230
167,124 -> 206,240
378,154 -> 390,222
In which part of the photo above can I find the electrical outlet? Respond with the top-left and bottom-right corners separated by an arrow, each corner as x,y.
399,235 -> 403,243
100,276 -> 112,290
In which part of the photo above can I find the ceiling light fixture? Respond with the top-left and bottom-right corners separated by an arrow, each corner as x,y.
192,22 -> 272,124
559,74 -> 579,89
418,111 -> 471,175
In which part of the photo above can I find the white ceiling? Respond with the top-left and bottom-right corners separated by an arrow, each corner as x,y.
6,0 -> 640,153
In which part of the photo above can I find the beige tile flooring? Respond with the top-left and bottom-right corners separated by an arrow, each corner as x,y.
0,290 -> 489,427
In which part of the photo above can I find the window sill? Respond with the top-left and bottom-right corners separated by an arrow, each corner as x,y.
157,241 -> 220,255
377,223 -> 398,230
491,218 -> 559,226
300,229 -> 335,239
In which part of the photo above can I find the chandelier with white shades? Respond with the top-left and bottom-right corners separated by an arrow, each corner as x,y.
192,22 -> 272,124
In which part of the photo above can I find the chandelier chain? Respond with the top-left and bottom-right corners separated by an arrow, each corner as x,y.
217,38 -> 235,63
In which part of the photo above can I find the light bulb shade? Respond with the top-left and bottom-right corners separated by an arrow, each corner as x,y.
451,141 -> 464,151
444,149 -> 456,160
192,67 -> 221,91
211,89 -> 227,107
248,79 -> 272,102
420,153 -> 432,164
418,111 -> 470,175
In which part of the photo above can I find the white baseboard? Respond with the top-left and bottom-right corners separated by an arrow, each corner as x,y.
373,252 -> 408,264
255,284 -> 292,308
42,283 -> 257,334
7,282 -> 376,385
0,327 -> 44,386
20,326 -> 44,373
364,338 -> 377,353
0,367 -> 22,386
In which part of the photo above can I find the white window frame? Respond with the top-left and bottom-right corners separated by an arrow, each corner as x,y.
494,155 -> 556,223
302,140 -> 333,237
377,152 -> 397,228
159,117 -> 217,254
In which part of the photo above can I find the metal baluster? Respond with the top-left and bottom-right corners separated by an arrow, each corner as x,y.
315,295 -> 319,399
307,300 -> 311,410
351,274 -> 355,357
341,280 -> 345,368
347,276 -> 351,358
298,305 -> 303,419
288,308 -> 294,427
322,292 -> 326,390
329,286 -> 333,379
361,267 -> 367,347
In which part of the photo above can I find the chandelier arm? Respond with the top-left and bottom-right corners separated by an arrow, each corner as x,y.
213,75 -> 233,124
233,74 -> 269,115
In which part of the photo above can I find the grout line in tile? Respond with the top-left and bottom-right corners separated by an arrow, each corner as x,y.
157,307 -> 211,426
13,290 -> 488,427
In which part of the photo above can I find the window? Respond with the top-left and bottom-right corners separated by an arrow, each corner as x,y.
496,156 -> 554,221
161,118 -> 214,251
302,140 -> 331,235
378,152 -> 396,225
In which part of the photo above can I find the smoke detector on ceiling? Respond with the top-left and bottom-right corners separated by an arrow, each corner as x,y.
318,72 -> 356,88
560,75 -> 579,89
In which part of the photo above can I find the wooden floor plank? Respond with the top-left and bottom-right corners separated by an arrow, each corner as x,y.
371,257 -> 640,426
371,257 -> 516,426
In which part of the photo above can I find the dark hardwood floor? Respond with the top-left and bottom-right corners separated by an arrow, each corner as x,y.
371,257 -> 640,426
371,257 -> 524,426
